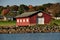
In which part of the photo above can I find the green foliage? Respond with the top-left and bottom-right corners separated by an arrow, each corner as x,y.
0,6 -> 4,14
45,3 -> 60,17
55,13 -> 60,17
38,6 -> 45,11
43,3 -> 53,8
0,21 -> 16,26
20,4 -> 29,11
10,5 -> 18,11
50,19 -> 60,26
0,9 -> 1,14
0,3 -> 60,17
18,7 -> 24,14
18,4 -> 29,14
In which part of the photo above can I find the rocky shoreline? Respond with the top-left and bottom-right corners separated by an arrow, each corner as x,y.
0,25 -> 60,34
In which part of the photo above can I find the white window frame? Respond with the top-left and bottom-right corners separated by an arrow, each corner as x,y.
26,19 -> 29,22
17,19 -> 19,22
20,19 -> 22,22
23,19 -> 25,22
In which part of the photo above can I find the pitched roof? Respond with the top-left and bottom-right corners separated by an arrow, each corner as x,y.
16,10 -> 42,18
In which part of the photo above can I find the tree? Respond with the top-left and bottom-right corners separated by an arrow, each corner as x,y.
18,4 -> 29,14
35,6 -> 45,11
6,5 -> 10,9
28,5 -> 35,11
1,8 -> 10,21
45,3 -> 60,17
0,6 -> 4,15
10,5 -> 18,11
1,9 -> 10,16
43,3 -> 53,8
55,12 -> 60,17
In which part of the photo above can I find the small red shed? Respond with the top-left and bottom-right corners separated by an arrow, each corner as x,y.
16,10 -> 51,26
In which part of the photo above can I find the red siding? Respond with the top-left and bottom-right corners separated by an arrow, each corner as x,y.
16,17 -> 30,26
29,14 -> 37,25
43,12 -> 51,24
16,12 -> 51,26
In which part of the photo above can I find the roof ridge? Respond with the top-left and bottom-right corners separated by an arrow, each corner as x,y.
16,10 -> 43,18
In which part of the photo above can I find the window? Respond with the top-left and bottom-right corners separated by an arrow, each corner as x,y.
20,19 -> 22,22
17,19 -> 19,22
26,19 -> 29,22
23,19 -> 25,22
38,13 -> 43,16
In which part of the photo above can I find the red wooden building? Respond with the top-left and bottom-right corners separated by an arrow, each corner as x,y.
16,11 -> 51,26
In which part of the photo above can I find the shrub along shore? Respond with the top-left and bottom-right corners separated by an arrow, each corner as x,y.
0,25 -> 60,34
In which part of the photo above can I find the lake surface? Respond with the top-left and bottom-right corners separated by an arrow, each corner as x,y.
0,33 -> 60,40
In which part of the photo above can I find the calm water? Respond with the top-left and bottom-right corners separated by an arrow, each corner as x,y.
0,33 -> 60,40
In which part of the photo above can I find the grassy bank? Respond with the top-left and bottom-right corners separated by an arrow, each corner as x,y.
0,21 -> 16,26
0,20 -> 60,33
50,19 -> 60,26
0,19 -> 60,26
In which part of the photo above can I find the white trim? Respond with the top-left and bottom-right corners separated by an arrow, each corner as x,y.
23,19 -> 25,22
54,17 -> 60,19
17,19 -> 19,22
20,19 -> 22,22
38,13 -> 43,16
37,18 -> 44,24
26,19 -> 29,22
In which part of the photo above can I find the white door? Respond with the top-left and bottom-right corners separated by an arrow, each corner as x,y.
37,18 -> 44,24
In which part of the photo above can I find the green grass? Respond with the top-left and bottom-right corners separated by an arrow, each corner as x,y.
0,19 -> 60,26
50,19 -> 60,26
0,21 -> 16,26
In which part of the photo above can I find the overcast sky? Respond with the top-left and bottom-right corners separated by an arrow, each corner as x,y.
0,0 -> 60,6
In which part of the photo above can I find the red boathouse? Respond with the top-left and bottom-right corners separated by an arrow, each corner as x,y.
16,11 -> 52,26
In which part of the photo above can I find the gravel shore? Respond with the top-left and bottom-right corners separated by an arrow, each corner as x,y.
0,25 -> 60,34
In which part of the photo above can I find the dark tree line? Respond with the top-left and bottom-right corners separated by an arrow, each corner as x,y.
0,3 -> 60,17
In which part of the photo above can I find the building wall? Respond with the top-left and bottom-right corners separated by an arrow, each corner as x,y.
16,12 -> 51,26
16,17 -> 30,26
37,18 -> 44,24
29,14 -> 37,25
43,12 -> 51,24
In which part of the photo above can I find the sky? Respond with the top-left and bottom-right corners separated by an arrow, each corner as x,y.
0,0 -> 60,6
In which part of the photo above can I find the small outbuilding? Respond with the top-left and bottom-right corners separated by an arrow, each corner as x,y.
0,15 -> 16,21
16,10 -> 52,26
